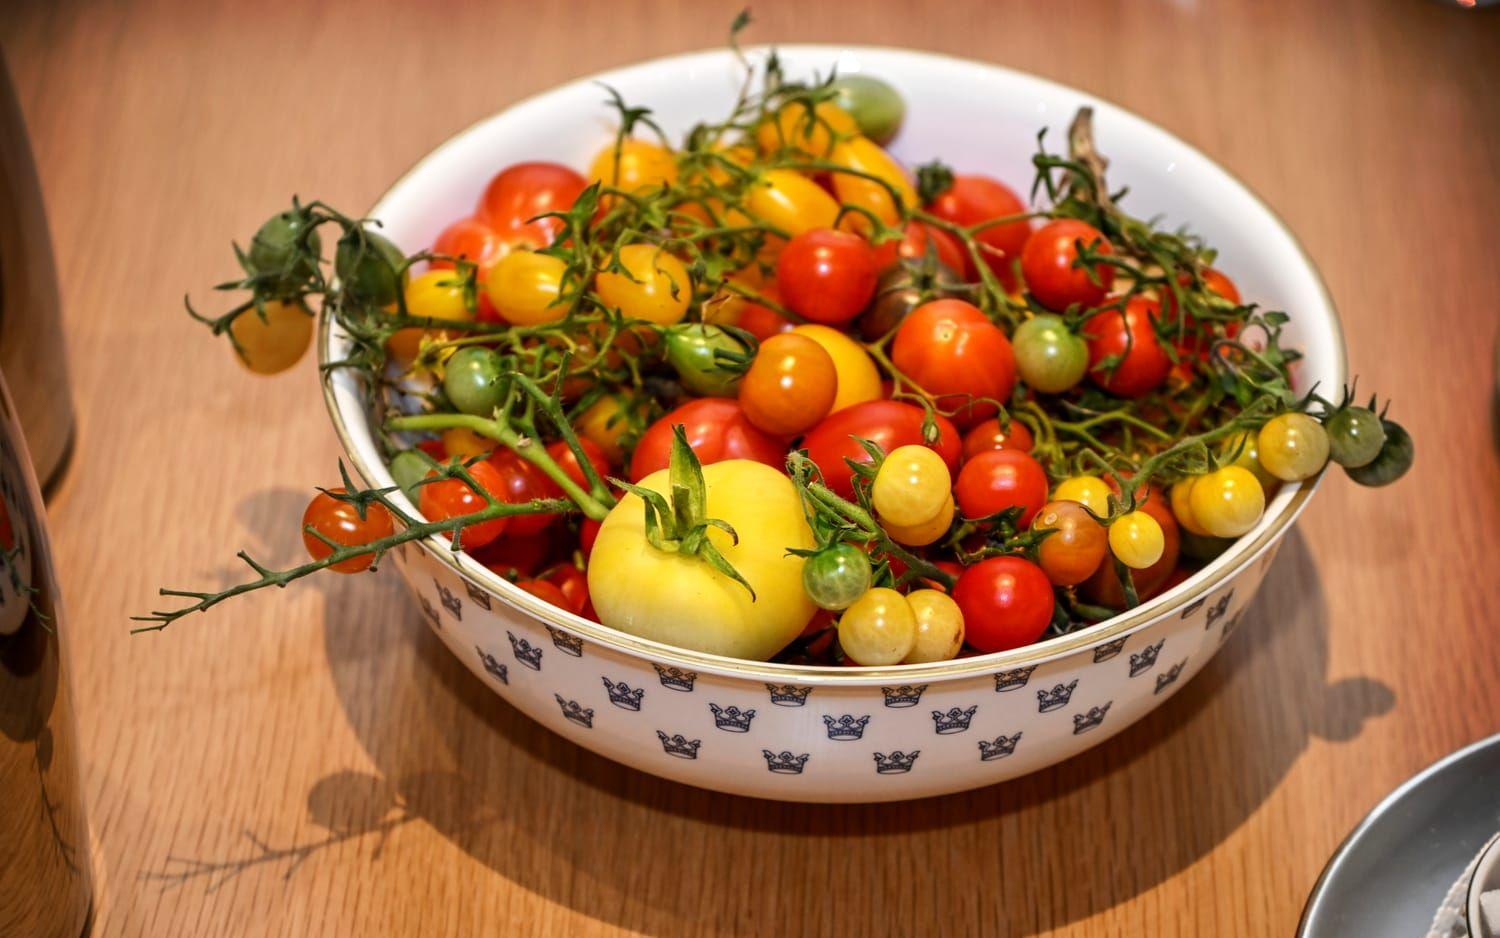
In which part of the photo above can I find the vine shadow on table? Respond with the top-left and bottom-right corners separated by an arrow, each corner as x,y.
311,522 -> 1389,937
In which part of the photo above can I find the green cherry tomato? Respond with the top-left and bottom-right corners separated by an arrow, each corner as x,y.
1344,419 -> 1413,487
249,207 -> 322,296
389,450 -> 431,503
802,542 -> 873,611
829,75 -> 905,145
664,323 -> 749,397
1325,406 -> 1387,469
334,227 -> 408,307
443,346 -> 506,416
1012,314 -> 1089,393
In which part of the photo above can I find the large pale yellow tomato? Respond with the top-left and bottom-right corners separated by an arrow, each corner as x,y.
830,136 -> 916,233
595,244 -> 693,325
588,460 -> 818,661
745,169 -> 840,237
789,323 -> 881,413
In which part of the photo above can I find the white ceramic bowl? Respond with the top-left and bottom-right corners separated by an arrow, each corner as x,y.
320,45 -> 1345,803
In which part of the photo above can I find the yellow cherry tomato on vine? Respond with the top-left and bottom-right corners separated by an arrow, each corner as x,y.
1188,466 -> 1266,538
1219,429 -> 1279,489
902,588 -> 965,664
745,169 -> 840,237
1109,511 -> 1166,569
588,138 -> 678,192
872,444 -> 954,528
576,394 -> 645,465
738,332 -> 838,436
1053,475 -> 1112,517
830,136 -> 917,233
229,299 -> 312,375
302,488 -> 395,574
881,493 -> 955,547
388,269 -> 474,360
755,100 -> 859,157
789,323 -> 881,413
441,427 -> 494,462
1169,476 -> 1211,536
838,587 -> 917,666
485,250 -> 568,326
594,244 -> 693,325
1257,412 -> 1330,482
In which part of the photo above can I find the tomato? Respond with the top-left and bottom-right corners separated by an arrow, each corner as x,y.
480,161 -> 587,245
546,438 -> 612,490
595,244 -> 692,325
301,489 -> 395,573
1083,483 -> 1180,607
829,136 -> 917,233
837,587 -> 917,666
335,227 -> 407,313
1084,297 -> 1171,397
1032,500 -> 1107,586
489,448 -> 566,537
802,542 -> 873,611
704,279 -> 794,341
829,75 -> 905,145
576,394 -> 647,466
1053,475 -> 1112,517
663,324 -> 746,397
954,448 -> 1049,527
1012,313 -> 1089,393
443,347 -> 505,416
802,400 -> 961,499
541,563 -> 591,616
789,324 -> 881,413
857,264 -> 928,341
1345,419 -> 1413,487
249,207 -> 321,296
891,299 -> 1016,426
925,174 -> 1032,287
230,300 -> 312,375
777,228 -> 878,325
1109,511 -> 1165,569
1325,406 -> 1386,469
418,459 -> 510,550
1187,465 -> 1265,538
872,444 -> 953,528
953,557 -> 1055,653
389,265 -> 474,360
629,398 -> 784,481
1169,477 -> 1210,536
739,332 -> 838,436
902,589 -> 965,663
473,526 -> 560,578
871,220 -> 966,273
882,493 -> 954,547
755,100 -> 859,157
441,427 -> 493,462
579,517 -> 602,559
1219,430 -> 1279,489
589,139 -> 678,194
746,169 -> 840,236
486,250 -> 568,325
962,417 -> 1034,459
1020,219 -> 1114,311
1257,412 -> 1330,482
430,216 -> 508,271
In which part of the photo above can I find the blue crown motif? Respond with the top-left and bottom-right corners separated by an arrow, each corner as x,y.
766,683 -> 813,707
1218,610 -> 1244,644
436,580 -> 462,620
554,694 -> 594,729
762,750 -> 811,774
1072,702 -> 1113,734
1093,637 -> 1127,663
822,714 -> 871,741
507,631 -> 543,670
873,751 -> 920,774
418,594 -> 440,628
652,664 -> 697,692
546,625 -> 584,657
1204,591 -> 1233,630
881,684 -> 927,708
1037,680 -> 1079,713
978,732 -> 1022,761
994,665 -> 1037,692
932,705 -> 978,735
709,703 -> 756,732
602,677 -> 644,711
1180,597 -> 1206,620
475,646 -> 509,685
656,731 -> 701,759
464,580 -> 492,610
1154,660 -> 1186,695
1128,638 -> 1165,677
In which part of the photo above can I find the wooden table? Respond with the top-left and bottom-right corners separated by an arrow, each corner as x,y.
4,0 -> 1498,934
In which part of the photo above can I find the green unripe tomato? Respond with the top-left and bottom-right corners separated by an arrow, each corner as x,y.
389,450 -> 431,503
829,75 -> 905,145
1344,419 -> 1413,487
443,346 -> 505,416
1013,314 -> 1089,393
334,227 -> 407,307
249,208 -> 322,296
1325,406 -> 1386,468
663,324 -> 748,397
802,542 -> 873,611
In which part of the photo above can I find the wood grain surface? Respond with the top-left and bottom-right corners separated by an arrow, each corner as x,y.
3,0 -> 1498,934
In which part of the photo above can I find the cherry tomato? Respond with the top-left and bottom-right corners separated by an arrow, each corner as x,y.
1345,419 -> 1413,487
589,139 -> 678,194
334,227 -> 406,308
1325,406 -> 1386,469
479,162 -> 586,246
389,268 -> 475,361
787,323 -> 882,414
576,394 -> 647,466
953,557 -> 1055,653
872,444 -> 953,528
962,417 -> 1034,459
430,216 -> 507,270
1219,430 -> 1279,489
829,75 -> 905,144
902,589 -> 965,664
739,332 -> 838,436
1032,500 -> 1107,586
1012,313 -> 1089,393
472,526 -> 560,578
1257,412 -> 1330,482
444,346 -> 505,417
704,280 -> 794,341
837,587 -> 917,665
1053,475 -> 1112,517
1083,482 -> 1181,607
301,489 -> 395,573
802,542 -> 873,611
487,449 -> 564,537
1109,511 -> 1165,569
954,448 -> 1049,527
248,207 -> 321,295
230,300 -> 312,375
881,494 -> 955,547
871,220 -> 966,273
891,299 -> 1016,426
515,578 -> 571,609
829,136 -> 917,233
1084,297 -> 1171,397
486,250 -> 568,325
629,398 -> 785,481
1020,219 -> 1114,311
746,169 -> 840,236
441,427 -> 493,462
595,244 -> 693,325
418,459 -> 510,550
1187,465 -> 1265,538
802,400 -> 962,499
925,174 -> 1032,286
579,517 -> 602,559
541,564 -> 590,616
546,438 -> 612,490
776,228 -> 878,324
755,101 -> 859,157
1169,477 -> 1210,537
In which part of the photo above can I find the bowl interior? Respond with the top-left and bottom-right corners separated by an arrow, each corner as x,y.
323,44 -> 1345,679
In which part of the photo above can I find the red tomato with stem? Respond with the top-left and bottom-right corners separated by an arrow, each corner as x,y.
301,489 -> 395,574
418,460 -> 510,550
430,217 -> 504,271
579,518 -> 602,560
541,564 -> 590,616
479,162 -> 587,246
629,398 -> 786,481
1083,296 -> 1171,397
925,174 -> 1033,287
953,557 -> 1055,653
485,449 -> 559,537
776,228 -> 879,325
801,400 -> 961,499
962,417 -> 1034,459
472,526 -> 559,578
891,299 -> 1016,426
1020,219 -> 1114,311
871,220 -> 966,274
546,438 -> 612,490
954,449 -> 1050,527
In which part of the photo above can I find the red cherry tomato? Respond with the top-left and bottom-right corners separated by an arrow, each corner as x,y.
579,518 -> 602,559
429,216 -> 504,271
546,438 -> 612,490
954,449 -> 1049,527
1084,296 -> 1171,397
925,174 -> 1033,287
924,559 -> 966,593
541,564 -> 590,615
301,489 -> 395,574
486,449 -> 561,537
515,578 -> 571,609
418,460 -> 510,550
953,557 -> 1055,653
472,526 -> 559,578
776,228 -> 879,325
962,417 -> 1035,459
801,400 -> 961,499
1020,219 -> 1114,311
479,162 -> 587,247
1165,267 -> 1243,379
891,299 -> 1016,426
731,285 -> 795,341
871,220 -> 966,274
629,398 -> 786,481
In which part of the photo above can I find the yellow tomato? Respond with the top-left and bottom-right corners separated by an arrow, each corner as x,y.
441,427 -> 493,462
790,323 -> 881,413
830,136 -> 917,233
575,394 -> 645,465
745,169 -> 840,237
595,244 -> 693,325
1108,511 -> 1165,569
902,589 -> 965,664
881,493 -> 955,547
838,587 -> 917,666
1053,476 -> 1112,517
1188,465 -> 1266,538
1169,477 -> 1211,536
872,444 -> 953,528
588,459 -> 817,661
755,100 -> 859,157
229,300 -> 312,375
486,250 -> 568,326
1257,412 -> 1330,482
589,138 -> 678,192
389,269 -> 474,360
1219,430 -> 1279,489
